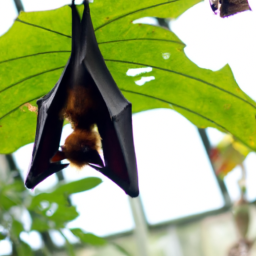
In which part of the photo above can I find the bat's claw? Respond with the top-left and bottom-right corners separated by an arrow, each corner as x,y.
51,150 -> 66,163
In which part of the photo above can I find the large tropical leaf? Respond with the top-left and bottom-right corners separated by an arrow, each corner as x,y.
0,0 -> 255,154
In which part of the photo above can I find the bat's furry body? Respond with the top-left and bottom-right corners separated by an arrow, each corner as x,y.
52,70 -> 105,168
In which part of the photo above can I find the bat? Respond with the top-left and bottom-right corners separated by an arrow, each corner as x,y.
25,0 -> 139,197
209,0 -> 251,17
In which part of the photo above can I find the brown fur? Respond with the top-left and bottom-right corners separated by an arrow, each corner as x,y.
64,129 -> 101,154
62,129 -> 101,167
57,77 -> 106,167
220,0 -> 250,17
64,85 -> 100,129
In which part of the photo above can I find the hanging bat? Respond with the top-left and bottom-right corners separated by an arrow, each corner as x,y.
25,0 -> 139,197
209,0 -> 251,17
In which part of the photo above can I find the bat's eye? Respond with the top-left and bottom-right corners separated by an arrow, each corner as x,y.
82,146 -> 90,153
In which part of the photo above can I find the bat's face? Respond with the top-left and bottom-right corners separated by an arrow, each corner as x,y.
51,129 -> 104,168
209,0 -> 251,17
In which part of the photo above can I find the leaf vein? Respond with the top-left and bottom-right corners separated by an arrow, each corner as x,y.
94,1 -> 178,31
0,66 -> 65,94
16,18 -> 71,38
0,51 -> 71,65
121,88 -> 228,130
105,59 -> 256,110
121,89 -> 253,150
0,94 -> 45,121
98,38 -> 185,45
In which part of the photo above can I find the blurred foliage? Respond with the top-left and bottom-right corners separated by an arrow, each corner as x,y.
0,170 -> 105,255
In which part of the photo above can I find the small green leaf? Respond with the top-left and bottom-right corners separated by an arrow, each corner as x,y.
48,205 -> 79,222
30,204 -> 78,230
11,220 -> 24,237
29,193 -> 67,210
54,177 -> 102,195
70,228 -> 106,246
31,217 -> 52,232
29,177 -> 101,210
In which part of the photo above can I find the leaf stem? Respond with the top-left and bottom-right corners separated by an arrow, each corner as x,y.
59,229 -> 76,256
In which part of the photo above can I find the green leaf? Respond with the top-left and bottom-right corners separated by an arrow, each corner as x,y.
31,211 -> 68,231
28,177 -> 101,210
1,0 -> 256,153
54,177 -> 102,195
30,205 -> 79,231
28,193 -> 67,210
11,220 -> 24,237
70,228 -> 106,246
47,205 -> 79,222
31,217 -> 53,232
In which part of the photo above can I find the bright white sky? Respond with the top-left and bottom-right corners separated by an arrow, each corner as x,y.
0,0 -> 256,253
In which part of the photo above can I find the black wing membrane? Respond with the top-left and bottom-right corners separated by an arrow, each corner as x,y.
25,65 -> 70,188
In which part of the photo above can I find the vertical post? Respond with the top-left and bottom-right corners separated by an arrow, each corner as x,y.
128,197 -> 150,256
13,0 -> 24,13
198,128 -> 231,206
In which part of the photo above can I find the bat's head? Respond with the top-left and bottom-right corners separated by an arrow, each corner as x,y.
51,129 -> 104,168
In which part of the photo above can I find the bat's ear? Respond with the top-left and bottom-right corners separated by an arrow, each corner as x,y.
51,150 -> 66,163
85,149 -> 104,167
